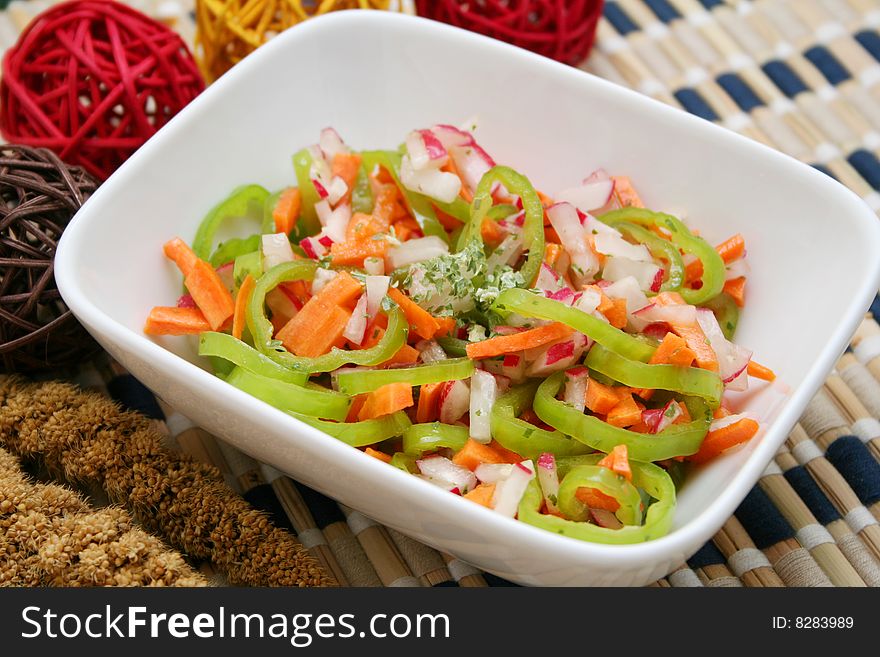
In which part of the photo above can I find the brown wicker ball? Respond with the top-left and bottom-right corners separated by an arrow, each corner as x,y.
0,145 -> 100,373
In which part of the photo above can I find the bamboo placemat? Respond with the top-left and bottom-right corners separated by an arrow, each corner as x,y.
3,0 -> 880,587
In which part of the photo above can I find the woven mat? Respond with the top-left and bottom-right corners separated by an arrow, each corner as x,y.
4,0 -> 880,587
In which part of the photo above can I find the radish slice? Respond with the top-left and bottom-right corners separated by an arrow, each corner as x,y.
709,412 -> 752,432
388,236 -> 449,269
602,256 -> 662,292
343,294 -> 369,345
475,463 -> 513,484
593,232 -> 652,262
326,176 -> 348,206
363,256 -> 385,276
546,287 -> 577,306
633,302 -> 697,326
485,233 -> 523,271
310,268 -> 338,295
491,373 -> 512,395
563,367 -> 589,413
261,233 -> 295,270
546,202 -> 599,283
535,262 -> 564,292
431,124 -> 496,193
536,453 -> 560,514
575,287 -> 602,314
492,460 -> 535,517
365,275 -> 390,320
439,379 -> 471,424
299,235 -> 327,260
527,333 -> 590,376
315,199 -> 332,225
215,262 -> 235,293
557,179 -> 615,213
400,154 -> 461,203
405,129 -> 449,170
324,203 -> 351,244
696,308 -> 752,385
416,339 -> 447,363
481,352 -> 526,384
177,293 -> 197,308
642,399 -> 684,434
725,258 -> 750,281
417,455 -> 477,494
469,369 -> 498,444
319,127 -> 348,160
602,276 -> 650,329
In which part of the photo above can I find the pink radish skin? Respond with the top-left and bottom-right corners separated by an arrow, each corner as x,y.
492,460 -> 535,517
536,453 -> 561,514
438,379 -> 471,424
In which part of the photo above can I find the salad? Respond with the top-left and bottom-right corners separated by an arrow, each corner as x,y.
145,122 -> 776,544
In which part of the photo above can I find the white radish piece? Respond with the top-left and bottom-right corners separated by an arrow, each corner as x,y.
388,236 -> 449,269
536,453 -> 560,514
400,154 -> 461,203
261,233 -> 295,270
469,369 -> 498,444
696,308 -> 752,385
323,203 -> 351,244
527,333 -> 590,377
602,256 -> 662,292
556,179 -> 615,213
535,262 -> 564,292
438,379 -> 471,424
593,232 -> 652,262
365,275 -> 390,320
416,339 -> 447,363
633,302 -> 698,326
417,455 -> 477,494
492,461 -> 535,517
342,294 -> 369,345
475,463 -> 513,485
563,367 -> 589,413
310,267 -> 338,295
363,256 -> 385,276
546,202 -> 599,282
326,176 -> 348,207
318,127 -> 348,160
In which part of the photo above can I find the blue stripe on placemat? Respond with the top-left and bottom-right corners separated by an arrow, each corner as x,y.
293,481 -> 347,528
734,486 -> 794,549
784,466 -> 841,525
106,374 -> 165,420
697,0 -> 724,8
854,30 -> 880,63
482,573 -> 520,587
762,60 -> 808,98
804,45 -> 852,85
869,294 -> 880,320
824,436 -> 880,506
847,149 -> 880,190
244,485 -> 297,534
673,88 -> 718,120
603,1 -> 640,36
643,0 -> 681,23
810,163 -> 837,180
716,73 -> 764,112
687,540 -> 727,568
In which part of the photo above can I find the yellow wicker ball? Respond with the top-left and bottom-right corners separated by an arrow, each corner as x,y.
195,0 -> 405,82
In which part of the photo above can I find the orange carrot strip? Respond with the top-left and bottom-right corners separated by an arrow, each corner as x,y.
716,233 -> 745,264
144,306 -> 211,335
277,304 -> 352,358
372,184 -> 400,227
597,444 -> 632,482
602,297 -> 627,329
611,176 -> 644,208
232,274 -> 255,340
417,382 -> 444,423
723,276 -> 746,307
358,382 -> 414,421
585,379 -> 628,415
452,439 -> 522,471
606,394 -> 642,428
649,333 -> 696,368
544,243 -> 563,269
689,418 -> 760,464
466,323 -> 574,360
272,187 -> 301,235
747,360 -> 776,381
331,152 -> 362,206
379,343 -> 420,367
365,447 -> 392,463
387,287 -> 441,340
442,159 -> 473,203
434,316 -> 456,338
464,483 -> 496,507
163,237 -> 199,278
685,258 -> 703,284
713,406 -> 732,420
330,239 -> 388,267
653,292 -> 718,372
184,259 -> 235,331
346,394 -> 368,422
481,217 -> 506,248
575,487 -> 620,512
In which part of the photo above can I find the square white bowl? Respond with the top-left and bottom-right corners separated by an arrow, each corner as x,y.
55,11 -> 880,586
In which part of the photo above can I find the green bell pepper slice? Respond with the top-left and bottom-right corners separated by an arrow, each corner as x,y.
210,234 -> 261,268
492,288 -> 656,362
351,162 -> 374,215
391,452 -> 418,473
598,208 -> 724,305
360,150 -> 448,241
491,383 -> 594,459
225,367 -> 350,421
246,261 -> 409,373
534,372 -> 711,461
557,465 -> 644,526
198,332 -> 308,386
585,343 -> 723,407
613,221 -> 684,293
701,292 -> 740,341
292,148 -> 323,237
518,454 -> 676,544
402,422 -> 469,456
436,336 -> 468,357
233,250 -> 262,287
334,358 -> 475,395
290,411 -> 412,447
192,184 -> 269,261
458,165 -> 545,287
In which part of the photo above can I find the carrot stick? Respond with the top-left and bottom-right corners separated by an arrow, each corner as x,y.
611,176 -> 644,208
379,343 -> 420,367
184,259 -> 235,331
365,447 -> 392,464
747,360 -> 776,381
605,394 -> 642,428
144,306 -> 212,335
163,237 -> 198,277
723,276 -> 746,307
689,418 -> 760,464
331,152 -> 362,206
330,238 -> 388,267
452,439 -> 521,471
272,187 -> 301,235
649,333 -> 696,367
371,184 -> 400,227
358,382 -> 414,420
575,487 -> 620,512
387,287 -> 441,340
715,233 -> 745,263
416,382 -> 444,423
597,444 -> 632,481
653,292 -> 718,372
585,379 -> 628,415
465,322 -> 574,360
481,217 -> 506,248
232,274 -> 255,340
464,483 -> 496,507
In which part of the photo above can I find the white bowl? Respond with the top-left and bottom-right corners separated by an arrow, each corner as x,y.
55,11 -> 880,586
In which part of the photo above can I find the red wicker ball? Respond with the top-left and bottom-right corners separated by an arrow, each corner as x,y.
416,0 -> 604,65
0,0 -> 205,181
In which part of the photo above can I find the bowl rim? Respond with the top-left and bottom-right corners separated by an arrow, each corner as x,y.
55,10 -> 880,568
